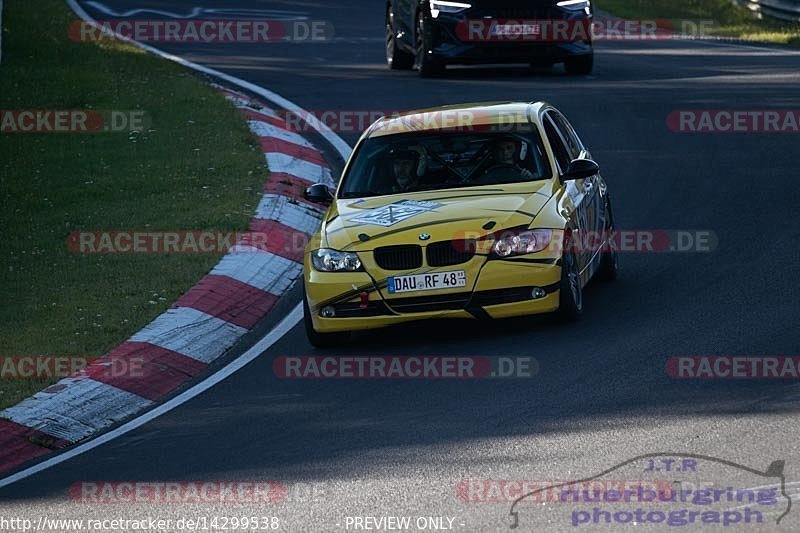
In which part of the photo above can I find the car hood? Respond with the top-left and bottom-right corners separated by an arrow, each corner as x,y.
322,183 -> 554,251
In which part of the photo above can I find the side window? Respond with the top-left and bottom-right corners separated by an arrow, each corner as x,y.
542,116 -> 571,173
550,112 -> 584,160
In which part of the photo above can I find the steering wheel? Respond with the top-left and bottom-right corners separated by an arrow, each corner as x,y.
482,162 -> 517,173
472,162 -> 520,183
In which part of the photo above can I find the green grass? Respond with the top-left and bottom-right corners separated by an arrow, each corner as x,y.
597,0 -> 800,45
0,1 -> 267,408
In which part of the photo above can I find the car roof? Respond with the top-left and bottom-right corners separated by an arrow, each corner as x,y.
364,101 -> 551,138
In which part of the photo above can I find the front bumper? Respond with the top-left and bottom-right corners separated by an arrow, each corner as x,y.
305,256 -> 562,333
425,8 -> 593,65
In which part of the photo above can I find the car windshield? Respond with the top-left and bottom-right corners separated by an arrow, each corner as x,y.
338,128 -> 552,198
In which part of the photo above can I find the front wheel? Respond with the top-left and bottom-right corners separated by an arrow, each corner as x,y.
596,197 -> 619,282
558,250 -> 583,321
303,286 -> 348,348
564,54 -> 594,75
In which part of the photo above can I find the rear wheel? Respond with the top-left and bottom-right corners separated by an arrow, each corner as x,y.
386,5 -> 414,70
416,12 -> 445,77
558,249 -> 583,321
564,54 -> 594,75
303,286 -> 348,348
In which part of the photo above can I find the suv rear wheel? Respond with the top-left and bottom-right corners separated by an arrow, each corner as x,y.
416,12 -> 445,77
386,5 -> 414,70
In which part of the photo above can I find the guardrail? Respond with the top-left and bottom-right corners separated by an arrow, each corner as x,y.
737,0 -> 800,22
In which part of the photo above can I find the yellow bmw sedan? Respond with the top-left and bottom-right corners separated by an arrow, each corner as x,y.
302,102 -> 617,346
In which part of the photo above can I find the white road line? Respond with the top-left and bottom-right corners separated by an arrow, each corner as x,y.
0,304 -> 303,490
84,1 -> 203,18
0,0 -> 352,490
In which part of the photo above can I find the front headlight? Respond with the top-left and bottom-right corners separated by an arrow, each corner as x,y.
492,229 -> 554,258
430,0 -> 472,17
311,249 -> 363,272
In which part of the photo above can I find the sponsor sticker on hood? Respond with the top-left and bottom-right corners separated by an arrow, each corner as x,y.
349,200 -> 442,227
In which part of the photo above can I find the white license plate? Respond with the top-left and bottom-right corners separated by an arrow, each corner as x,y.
493,23 -> 541,36
388,271 -> 467,294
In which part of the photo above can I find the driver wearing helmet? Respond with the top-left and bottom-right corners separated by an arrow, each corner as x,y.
484,136 -> 533,178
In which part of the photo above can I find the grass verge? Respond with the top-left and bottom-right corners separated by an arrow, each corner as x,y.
0,0 -> 267,409
597,0 -> 800,45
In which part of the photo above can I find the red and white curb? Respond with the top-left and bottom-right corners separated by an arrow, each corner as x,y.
0,86 -> 332,473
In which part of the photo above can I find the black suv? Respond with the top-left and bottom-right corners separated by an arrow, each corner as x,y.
386,0 -> 594,77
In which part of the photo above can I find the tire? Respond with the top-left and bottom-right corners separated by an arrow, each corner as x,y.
596,196 -> 619,282
303,285 -> 348,348
386,5 -> 414,70
564,54 -> 594,75
415,12 -> 445,78
558,249 -> 583,321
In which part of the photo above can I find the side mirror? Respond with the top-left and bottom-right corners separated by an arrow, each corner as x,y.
562,158 -> 599,181
304,183 -> 334,205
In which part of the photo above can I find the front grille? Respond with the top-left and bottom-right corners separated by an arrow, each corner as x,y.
331,300 -> 393,318
386,292 -> 472,313
374,245 -> 423,271
426,240 -> 477,267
